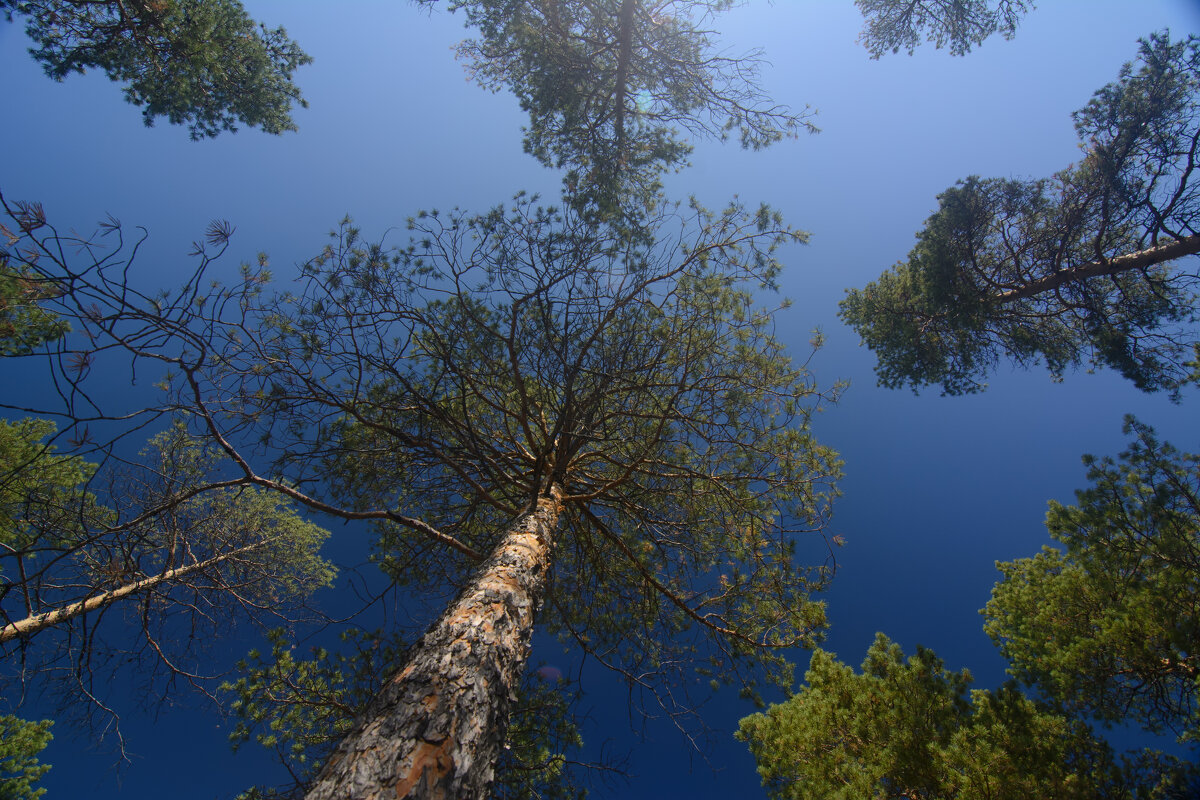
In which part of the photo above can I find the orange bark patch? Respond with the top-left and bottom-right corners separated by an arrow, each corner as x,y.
486,573 -> 524,595
394,737 -> 455,799
393,661 -> 419,684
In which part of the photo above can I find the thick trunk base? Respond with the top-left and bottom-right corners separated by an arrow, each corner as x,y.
305,490 -> 561,800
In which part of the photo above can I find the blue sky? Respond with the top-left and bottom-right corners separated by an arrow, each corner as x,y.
3,1 -> 1199,797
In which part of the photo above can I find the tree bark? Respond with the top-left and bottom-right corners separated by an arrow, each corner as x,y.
0,536 -> 278,645
994,233 -> 1200,303
613,0 -> 637,163
304,486 -> 563,800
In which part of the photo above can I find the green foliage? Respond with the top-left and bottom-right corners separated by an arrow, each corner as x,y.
496,675 -> 588,800
228,194 -> 840,734
855,0 -> 1032,58
0,416 -> 106,563
0,420 -> 335,739
738,635 -> 1131,800
421,0 -> 813,218
841,33 -> 1200,396
223,628 -> 405,795
223,629 -> 588,799
0,257 -> 68,355
135,423 -> 338,605
0,715 -> 51,800
984,417 -> 1200,743
741,419 -> 1200,800
3,0 -> 310,138
838,176 -> 1009,396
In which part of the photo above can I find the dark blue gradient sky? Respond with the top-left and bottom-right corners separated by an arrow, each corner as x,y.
3,1 -> 1199,797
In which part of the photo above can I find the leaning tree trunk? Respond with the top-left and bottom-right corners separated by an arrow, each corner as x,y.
304,486 -> 563,800
0,535 -> 283,644
994,233 -> 1200,302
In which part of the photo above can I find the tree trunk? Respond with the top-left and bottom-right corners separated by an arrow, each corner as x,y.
0,536 -> 278,645
304,487 -> 563,800
994,233 -> 1200,303
613,0 -> 637,164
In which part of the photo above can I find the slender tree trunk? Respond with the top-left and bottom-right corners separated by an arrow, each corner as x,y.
0,537 -> 277,644
613,0 -> 636,164
994,233 -> 1200,303
304,486 -> 563,800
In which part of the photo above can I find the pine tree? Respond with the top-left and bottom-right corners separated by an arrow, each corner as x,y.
2,0 -> 310,138
841,34 -> 1200,396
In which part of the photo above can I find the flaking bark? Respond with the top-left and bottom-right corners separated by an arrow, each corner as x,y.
304,486 -> 563,800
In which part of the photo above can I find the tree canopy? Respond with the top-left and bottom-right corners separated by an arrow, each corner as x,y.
741,419 -> 1200,800
9,1 -> 1199,797
841,33 -> 1200,396
854,0 -> 1033,58
0,256 -> 67,356
737,634 -> 1131,800
0,2 -> 844,790
421,0 -> 815,216
0,417 -> 336,738
984,416 -> 1200,744
1,185 -> 841,794
0,195 -> 335,747
0,715 -> 52,800
235,197 -> 838,701
2,0 -> 310,138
